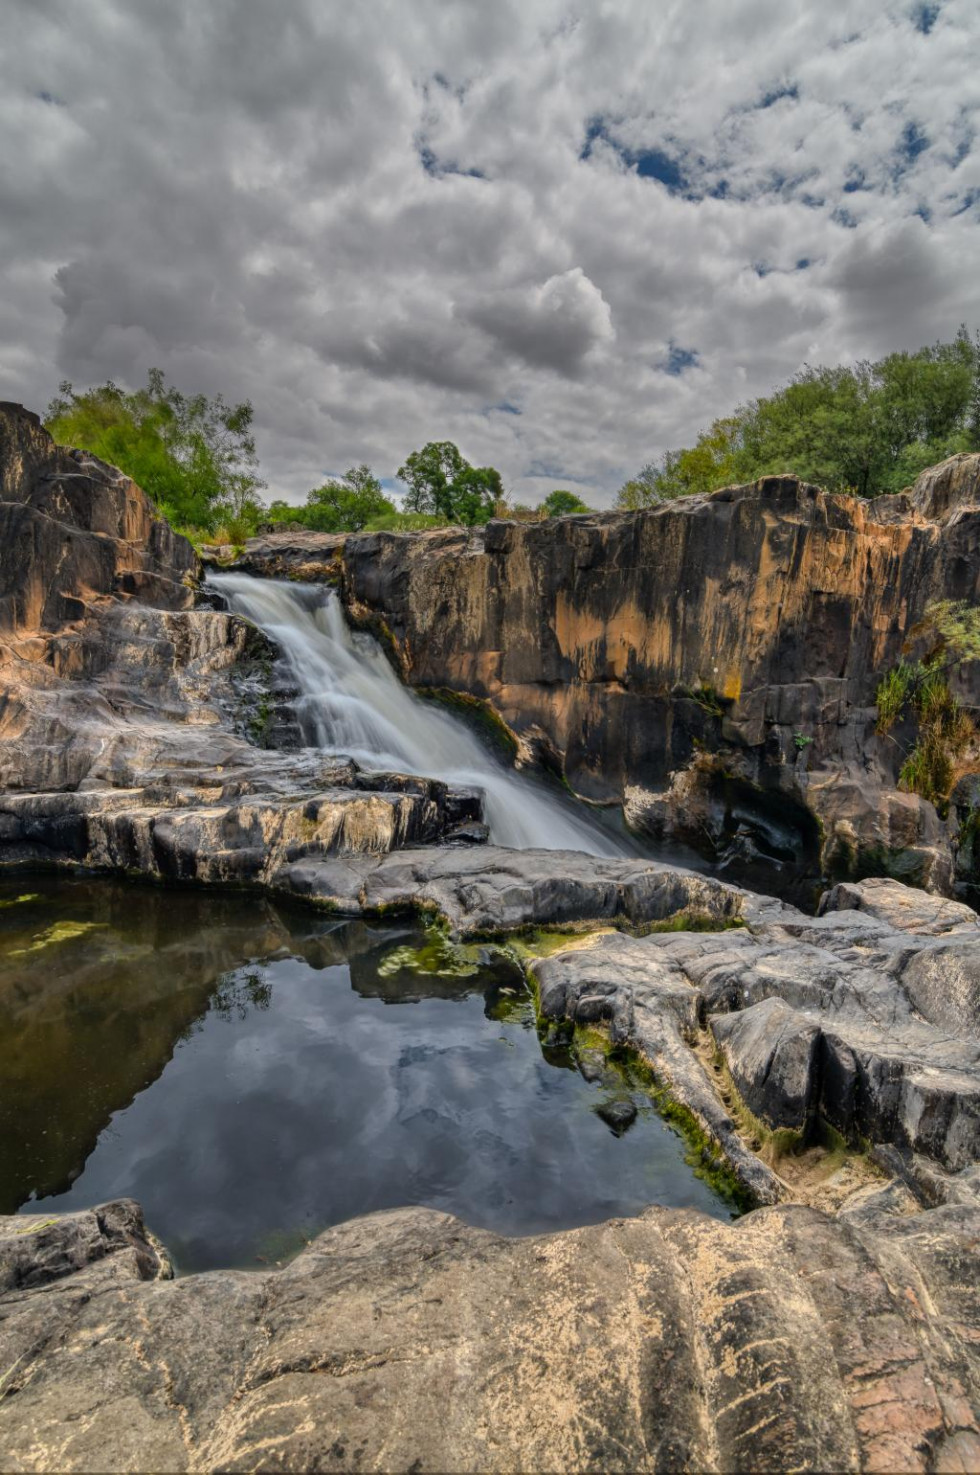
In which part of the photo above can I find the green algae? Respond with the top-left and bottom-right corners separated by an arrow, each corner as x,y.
7,921 -> 107,957
0,894 -> 41,910
377,925 -> 492,978
416,686 -> 520,762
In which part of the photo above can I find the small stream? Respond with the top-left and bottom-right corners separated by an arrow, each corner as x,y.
2,879 -> 735,1272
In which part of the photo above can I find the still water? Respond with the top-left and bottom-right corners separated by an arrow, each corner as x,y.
1,877 -> 734,1273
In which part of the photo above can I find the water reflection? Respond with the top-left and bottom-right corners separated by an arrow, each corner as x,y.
1,876 -> 733,1272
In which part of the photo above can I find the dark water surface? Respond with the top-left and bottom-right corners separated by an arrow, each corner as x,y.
1,876 -> 733,1272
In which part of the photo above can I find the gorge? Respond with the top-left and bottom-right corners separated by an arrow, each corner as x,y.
1,399 -> 979,1472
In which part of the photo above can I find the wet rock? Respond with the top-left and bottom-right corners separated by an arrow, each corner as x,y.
595,1098 -> 638,1133
2,1197 -> 979,1473
576,1047 -> 607,1082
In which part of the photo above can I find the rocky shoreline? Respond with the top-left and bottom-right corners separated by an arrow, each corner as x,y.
1,400 -> 979,1471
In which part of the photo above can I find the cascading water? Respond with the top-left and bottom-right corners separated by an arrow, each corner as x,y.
210,573 -> 627,857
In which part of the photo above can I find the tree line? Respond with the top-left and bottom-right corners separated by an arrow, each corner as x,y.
45,375 -> 590,541
45,327 -> 979,541
616,328 -> 980,508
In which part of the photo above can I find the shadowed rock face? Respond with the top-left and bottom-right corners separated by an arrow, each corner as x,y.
0,402 -> 198,631
337,459 -> 980,893
1,1195 -> 978,1473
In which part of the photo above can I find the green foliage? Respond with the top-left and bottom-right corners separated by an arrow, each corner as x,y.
875,660 -> 921,734
875,612 -> 978,811
925,599 -> 980,664
45,369 -> 265,533
616,327 -> 979,507
361,510 -> 450,533
679,681 -> 724,717
268,464 -> 394,534
397,441 -> 503,525
793,732 -> 814,751
543,488 -> 591,517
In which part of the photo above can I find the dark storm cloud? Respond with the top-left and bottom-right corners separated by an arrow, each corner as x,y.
1,0 -> 978,502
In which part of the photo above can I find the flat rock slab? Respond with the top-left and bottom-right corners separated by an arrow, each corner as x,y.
1,1198 -> 978,1473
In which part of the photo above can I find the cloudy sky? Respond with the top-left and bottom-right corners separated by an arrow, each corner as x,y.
3,0 -> 979,505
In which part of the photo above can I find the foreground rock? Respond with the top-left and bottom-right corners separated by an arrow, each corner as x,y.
1,1195 -> 978,1473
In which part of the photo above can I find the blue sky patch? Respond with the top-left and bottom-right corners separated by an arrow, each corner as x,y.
757,83 -> 799,109
663,343 -> 699,376
581,118 -> 691,195
895,120 -> 930,176
418,140 -> 484,179
914,4 -> 941,34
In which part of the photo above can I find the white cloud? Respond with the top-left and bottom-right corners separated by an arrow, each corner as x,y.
1,0 -> 978,504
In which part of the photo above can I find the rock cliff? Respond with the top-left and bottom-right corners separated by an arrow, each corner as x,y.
336,460 -> 980,897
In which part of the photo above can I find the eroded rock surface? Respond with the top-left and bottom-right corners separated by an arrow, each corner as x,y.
1,1196 -> 978,1474
531,878 -> 980,1180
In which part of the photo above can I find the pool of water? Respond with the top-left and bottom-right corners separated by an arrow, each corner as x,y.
1,876 -> 735,1272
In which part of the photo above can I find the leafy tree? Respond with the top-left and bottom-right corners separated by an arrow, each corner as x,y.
543,489 -> 591,517
397,441 -> 502,525
45,369 -> 265,532
268,465 -> 394,533
617,329 -> 978,507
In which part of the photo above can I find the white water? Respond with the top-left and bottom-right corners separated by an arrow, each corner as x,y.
210,573 -> 626,857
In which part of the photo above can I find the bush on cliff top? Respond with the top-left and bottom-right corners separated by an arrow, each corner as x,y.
267,465 -> 396,534
46,370 -> 266,534
617,327 -> 980,506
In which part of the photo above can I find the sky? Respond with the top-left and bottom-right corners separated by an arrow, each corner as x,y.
3,0 -> 979,507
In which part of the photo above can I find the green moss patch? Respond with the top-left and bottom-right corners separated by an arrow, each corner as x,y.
416,687 -> 520,763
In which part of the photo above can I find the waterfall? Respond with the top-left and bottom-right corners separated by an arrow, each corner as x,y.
210,573 -> 627,857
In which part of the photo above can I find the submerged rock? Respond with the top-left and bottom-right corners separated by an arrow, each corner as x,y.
595,1098 -> 638,1133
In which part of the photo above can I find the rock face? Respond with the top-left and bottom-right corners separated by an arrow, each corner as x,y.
0,405 -> 481,868
0,402 -> 197,630
2,1194 -> 979,1473
336,460 -> 980,895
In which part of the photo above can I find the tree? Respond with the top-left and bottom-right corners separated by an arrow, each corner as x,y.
618,330 -> 978,507
543,489 -> 591,517
302,466 -> 394,532
45,369 -> 265,531
397,441 -> 503,525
